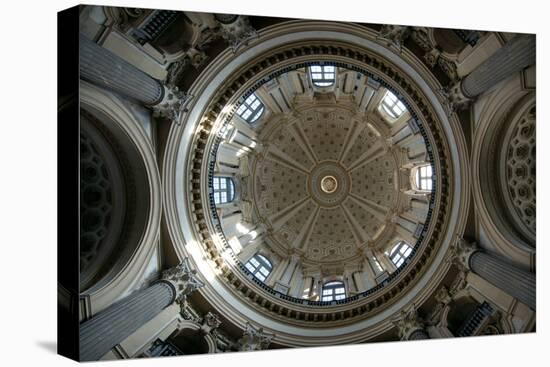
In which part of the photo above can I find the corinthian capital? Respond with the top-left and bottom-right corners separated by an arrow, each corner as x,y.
153,85 -> 193,123
216,15 -> 258,52
449,237 -> 479,271
162,258 -> 205,303
442,81 -> 472,114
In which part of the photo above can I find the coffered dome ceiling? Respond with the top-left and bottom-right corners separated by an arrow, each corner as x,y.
252,96 -> 402,268
202,60 -> 441,310
167,22 -> 466,341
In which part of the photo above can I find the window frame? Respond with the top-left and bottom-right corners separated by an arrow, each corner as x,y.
309,64 -> 336,87
244,253 -> 273,282
389,241 -> 413,268
380,90 -> 407,120
414,164 -> 434,192
212,176 -> 235,205
236,93 -> 265,123
321,280 -> 346,302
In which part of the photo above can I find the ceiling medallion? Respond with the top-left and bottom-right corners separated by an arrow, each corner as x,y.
321,175 -> 338,194
307,161 -> 351,208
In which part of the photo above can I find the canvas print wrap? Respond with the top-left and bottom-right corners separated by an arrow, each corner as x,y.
59,4 -> 536,361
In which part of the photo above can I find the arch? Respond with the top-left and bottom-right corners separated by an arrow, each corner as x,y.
471,74 -> 535,269
169,328 -> 211,355
79,81 -> 162,316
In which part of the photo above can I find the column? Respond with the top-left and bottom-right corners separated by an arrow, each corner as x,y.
342,269 -> 354,293
362,262 -> 377,289
461,34 -> 536,98
310,271 -> 322,301
469,252 -> 535,310
288,267 -> 303,297
280,255 -> 300,285
79,35 -> 164,106
449,34 -> 535,109
454,238 -> 536,310
267,257 -> 289,287
362,249 -> 379,289
300,275 -> 314,299
375,249 -> 397,273
79,35 -> 188,120
79,259 -> 204,361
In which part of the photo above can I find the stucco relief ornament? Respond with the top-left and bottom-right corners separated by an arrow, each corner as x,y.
434,285 -> 452,305
424,48 -> 442,68
162,258 -> 205,304
179,299 -> 202,323
237,323 -> 274,351
201,312 -> 222,335
377,25 -> 411,53
153,85 -> 194,124
439,80 -> 471,116
425,286 -> 451,326
217,16 -> 258,53
392,305 -> 424,340
437,57 -> 459,83
104,7 -> 145,32
165,58 -> 190,88
409,27 -> 459,82
410,27 -> 434,52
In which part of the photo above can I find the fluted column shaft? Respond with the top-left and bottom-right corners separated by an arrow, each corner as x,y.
462,34 -> 535,98
469,251 -> 535,310
79,35 -> 164,106
79,281 -> 175,361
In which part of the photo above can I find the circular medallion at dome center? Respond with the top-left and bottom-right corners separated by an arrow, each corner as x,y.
321,175 -> 338,193
308,161 -> 350,207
